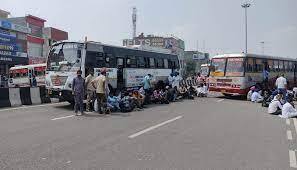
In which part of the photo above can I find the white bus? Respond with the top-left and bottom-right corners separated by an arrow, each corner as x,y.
9,63 -> 46,87
208,53 -> 297,96
46,41 -> 180,103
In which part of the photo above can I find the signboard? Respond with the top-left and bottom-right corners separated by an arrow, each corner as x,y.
193,53 -> 206,60
0,20 -> 12,29
0,43 -> 18,51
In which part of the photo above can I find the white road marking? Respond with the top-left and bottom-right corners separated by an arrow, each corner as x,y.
293,118 -> 297,135
51,115 -> 74,121
217,99 -> 224,102
66,161 -> 72,164
129,116 -> 183,139
287,119 -> 291,125
0,102 -> 67,112
287,130 -> 293,140
289,150 -> 297,168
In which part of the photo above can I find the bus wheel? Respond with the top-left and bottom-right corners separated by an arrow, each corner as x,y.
222,93 -> 233,97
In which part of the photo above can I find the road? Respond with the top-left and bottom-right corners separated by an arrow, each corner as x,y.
0,95 -> 296,169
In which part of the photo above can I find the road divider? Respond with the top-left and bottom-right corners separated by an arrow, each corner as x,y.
0,87 -> 52,109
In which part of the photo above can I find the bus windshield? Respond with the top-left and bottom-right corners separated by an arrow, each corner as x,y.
226,58 -> 244,76
47,43 -> 82,72
211,58 -> 226,77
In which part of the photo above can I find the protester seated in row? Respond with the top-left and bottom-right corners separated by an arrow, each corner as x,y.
251,89 -> 263,103
107,93 -> 121,111
268,92 -> 283,115
132,90 -> 145,109
197,83 -> 208,97
178,85 -> 188,99
119,91 -> 135,113
279,96 -> 297,118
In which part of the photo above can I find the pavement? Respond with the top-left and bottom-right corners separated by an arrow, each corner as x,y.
0,94 -> 296,169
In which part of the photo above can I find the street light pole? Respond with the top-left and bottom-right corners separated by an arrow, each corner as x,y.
242,3 -> 251,54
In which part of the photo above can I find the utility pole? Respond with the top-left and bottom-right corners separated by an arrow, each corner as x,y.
241,2 -> 251,54
260,41 -> 265,55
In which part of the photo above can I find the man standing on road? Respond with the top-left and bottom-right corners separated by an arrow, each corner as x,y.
72,70 -> 85,116
275,74 -> 287,98
92,68 -> 107,114
172,72 -> 182,89
85,70 -> 95,112
143,73 -> 152,104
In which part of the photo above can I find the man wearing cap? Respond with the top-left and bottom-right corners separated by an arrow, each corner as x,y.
72,70 -> 85,116
92,68 -> 107,114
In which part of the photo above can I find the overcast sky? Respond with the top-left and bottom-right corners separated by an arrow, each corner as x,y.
2,0 -> 297,57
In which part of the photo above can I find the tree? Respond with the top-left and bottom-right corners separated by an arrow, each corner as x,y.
185,59 -> 197,77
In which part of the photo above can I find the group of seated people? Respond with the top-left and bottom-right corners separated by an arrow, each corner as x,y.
102,80 -> 209,114
247,85 -> 297,118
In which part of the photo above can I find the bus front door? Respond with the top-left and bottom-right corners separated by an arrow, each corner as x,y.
117,58 -> 124,90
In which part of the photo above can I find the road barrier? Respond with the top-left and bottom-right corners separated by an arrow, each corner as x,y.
0,87 -> 51,108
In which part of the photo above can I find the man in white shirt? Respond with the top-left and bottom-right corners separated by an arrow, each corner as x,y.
172,72 -> 182,89
268,93 -> 283,115
280,97 -> 297,118
251,90 -> 263,103
275,74 -> 287,98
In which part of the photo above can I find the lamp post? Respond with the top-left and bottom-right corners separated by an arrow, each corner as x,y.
242,2 -> 251,54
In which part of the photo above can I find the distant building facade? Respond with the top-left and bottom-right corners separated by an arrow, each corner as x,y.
184,50 -> 210,72
123,33 -> 185,73
0,9 -> 30,75
0,9 -> 69,70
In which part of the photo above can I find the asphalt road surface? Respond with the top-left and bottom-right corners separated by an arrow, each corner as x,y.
0,95 -> 296,169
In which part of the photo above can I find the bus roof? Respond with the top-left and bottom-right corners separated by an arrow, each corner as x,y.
212,53 -> 297,61
10,63 -> 46,70
52,40 -> 176,56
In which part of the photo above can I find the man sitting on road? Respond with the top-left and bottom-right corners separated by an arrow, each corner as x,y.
251,90 -> 264,103
280,96 -> 297,118
268,92 -> 283,115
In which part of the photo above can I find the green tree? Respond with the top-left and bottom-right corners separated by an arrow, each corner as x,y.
185,60 -> 197,77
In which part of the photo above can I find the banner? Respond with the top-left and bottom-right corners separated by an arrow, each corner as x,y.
0,43 -> 18,51
0,33 -> 16,44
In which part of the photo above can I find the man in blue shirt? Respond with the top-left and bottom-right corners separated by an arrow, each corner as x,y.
72,70 -> 85,116
143,74 -> 152,104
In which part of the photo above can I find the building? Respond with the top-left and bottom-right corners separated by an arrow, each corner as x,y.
184,50 -> 210,72
0,9 -> 30,75
123,33 -> 185,73
7,15 -> 47,64
43,27 -> 68,58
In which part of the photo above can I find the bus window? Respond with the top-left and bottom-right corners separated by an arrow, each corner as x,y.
168,60 -> 172,69
126,56 -> 136,68
289,62 -> 294,72
273,60 -> 279,72
226,58 -> 244,77
117,58 -> 124,67
279,61 -> 284,72
246,58 -> 253,72
284,61 -> 289,72
211,58 -> 226,77
268,60 -> 273,72
137,56 -> 145,68
255,59 -> 263,72
164,59 -> 169,69
149,58 -> 155,68
156,58 -> 164,68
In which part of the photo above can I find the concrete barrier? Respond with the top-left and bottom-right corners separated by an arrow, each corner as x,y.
30,87 -> 41,105
9,88 -> 22,107
0,87 -> 55,109
0,88 -> 10,108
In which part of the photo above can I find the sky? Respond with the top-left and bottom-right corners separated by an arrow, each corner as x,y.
1,0 -> 297,57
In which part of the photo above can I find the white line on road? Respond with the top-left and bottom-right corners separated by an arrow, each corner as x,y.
289,150 -> 297,168
217,99 -> 224,102
293,118 -> 297,135
287,119 -> 291,125
287,130 -> 293,140
128,116 -> 183,139
51,115 -> 74,121
0,102 -> 67,112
